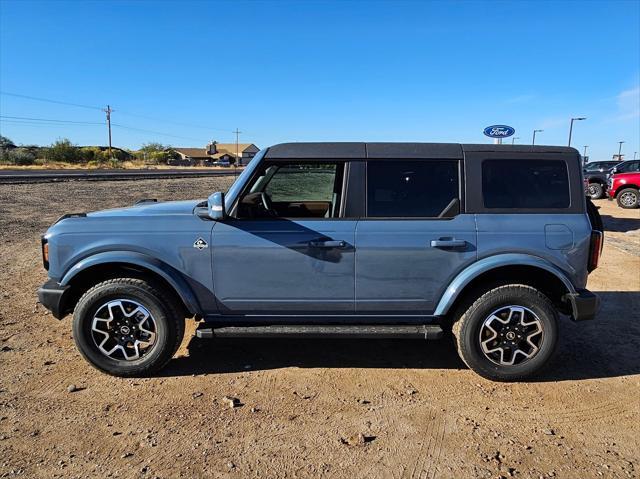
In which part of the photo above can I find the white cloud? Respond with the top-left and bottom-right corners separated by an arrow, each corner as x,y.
615,86 -> 640,121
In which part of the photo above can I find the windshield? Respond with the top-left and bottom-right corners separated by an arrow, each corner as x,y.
585,162 -> 615,172
224,148 -> 266,207
584,163 -> 602,171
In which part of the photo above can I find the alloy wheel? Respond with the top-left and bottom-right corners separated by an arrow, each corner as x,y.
91,299 -> 157,361
620,191 -> 637,207
478,305 -> 544,366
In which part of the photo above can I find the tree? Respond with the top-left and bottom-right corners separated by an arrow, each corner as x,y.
44,138 -> 81,163
139,142 -> 167,153
0,135 -> 16,150
135,143 -> 178,164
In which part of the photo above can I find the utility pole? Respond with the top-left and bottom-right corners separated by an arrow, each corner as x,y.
568,117 -> 586,147
583,145 -> 588,157
103,105 -> 114,158
511,137 -> 520,145
532,129 -> 543,145
617,141 -> 625,161
634,151 -> 638,160
233,128 -> 242,178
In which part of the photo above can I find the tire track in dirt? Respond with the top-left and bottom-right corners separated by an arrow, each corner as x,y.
505,397 -> 640,426
426,407 -> 449,479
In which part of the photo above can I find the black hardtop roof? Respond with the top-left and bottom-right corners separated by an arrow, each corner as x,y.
264,142 -> 578,159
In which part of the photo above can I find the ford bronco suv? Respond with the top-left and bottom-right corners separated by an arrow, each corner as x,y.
38,143 -> 603,381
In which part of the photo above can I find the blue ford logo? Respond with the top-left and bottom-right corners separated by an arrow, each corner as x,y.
483,125 -> 515,138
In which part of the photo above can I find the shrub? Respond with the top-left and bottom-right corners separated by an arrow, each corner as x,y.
45,138 -> 81,163
106,158 -> 121,169
79,147 -> 102,163
133,143 -> 178,164
1,148 -> 36,165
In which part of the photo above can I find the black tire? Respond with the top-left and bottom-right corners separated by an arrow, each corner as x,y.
452,285 -> 558,382
72,278 -> 185,377
587,182 -> 604,199
616,188 -> 639,209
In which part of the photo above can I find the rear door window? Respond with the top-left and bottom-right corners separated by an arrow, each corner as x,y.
366,160 -> 459,217
482,159 -> 570,209
617,161 -> 640,173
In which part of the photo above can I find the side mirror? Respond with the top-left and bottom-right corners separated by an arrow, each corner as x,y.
208,191 -> 226,220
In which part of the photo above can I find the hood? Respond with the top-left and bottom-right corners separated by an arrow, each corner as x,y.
86,199 -> 204,218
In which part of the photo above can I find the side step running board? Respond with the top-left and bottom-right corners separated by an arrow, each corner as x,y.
196,324 -> 443,340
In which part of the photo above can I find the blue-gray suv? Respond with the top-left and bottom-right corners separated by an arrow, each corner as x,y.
38,143 -> 603,381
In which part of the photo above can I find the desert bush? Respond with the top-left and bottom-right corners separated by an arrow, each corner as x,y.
1,148 -> 36,165
106,158 -> 121,169
45,138 -> 82,163
134,143 -> 178,164
79,147 -> 103,162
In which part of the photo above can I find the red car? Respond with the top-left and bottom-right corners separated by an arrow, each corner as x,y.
608,171 -> 640,208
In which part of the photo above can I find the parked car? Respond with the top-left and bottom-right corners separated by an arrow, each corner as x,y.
583,161 -> 619,199
608,171 -> 640,208
609,159 -> 640,176
212,159 -> 231,167
38,143 -> 603,381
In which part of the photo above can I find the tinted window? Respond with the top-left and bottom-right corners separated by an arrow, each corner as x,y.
265,163 -> 337,202
584,162 -> 615,172
367,160 -> 459,217
483,159 -> 570,208
238,162 -> 344,219
617,161 -> 640,173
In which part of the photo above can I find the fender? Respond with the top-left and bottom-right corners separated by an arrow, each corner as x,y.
60,250 -> 201,315
434,253 -> 577,316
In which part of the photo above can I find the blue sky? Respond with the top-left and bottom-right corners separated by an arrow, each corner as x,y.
1,0 -> 638,161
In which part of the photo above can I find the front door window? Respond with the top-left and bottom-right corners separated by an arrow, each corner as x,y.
237,162 -> 345,219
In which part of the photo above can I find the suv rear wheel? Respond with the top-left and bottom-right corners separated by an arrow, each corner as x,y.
72,278 -> 185,377
616,188 -> 639,209
452,285 -> 558,381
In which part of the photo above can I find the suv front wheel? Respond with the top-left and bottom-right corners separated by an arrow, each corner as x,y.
453,285 -> 558,381
72,278 -> 185,377
616,188 -> 639,209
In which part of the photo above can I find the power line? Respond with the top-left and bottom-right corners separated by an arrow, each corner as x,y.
111,123 -> 203,142
116,110 -> 231,133
0,91 -> 102,110
0,114 -> 203,141
1,91 -> 235,133
0,115 -> 103,125
0,119 -> 101,128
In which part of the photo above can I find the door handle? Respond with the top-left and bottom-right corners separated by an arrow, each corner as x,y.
309,240 -> 347,248
430,239 -> 467,249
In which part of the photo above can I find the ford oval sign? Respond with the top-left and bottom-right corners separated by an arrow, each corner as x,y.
484,125 -> 515,138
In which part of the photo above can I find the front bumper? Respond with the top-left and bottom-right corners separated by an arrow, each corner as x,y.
37,279 -> 70,320
566,289 -> 599,322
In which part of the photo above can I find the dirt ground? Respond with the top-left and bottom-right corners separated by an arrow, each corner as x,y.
1,178 -> 639,479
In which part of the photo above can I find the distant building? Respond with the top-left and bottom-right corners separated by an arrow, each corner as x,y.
173,142 -> 259,166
